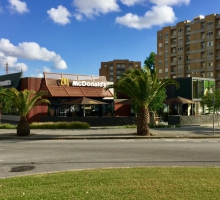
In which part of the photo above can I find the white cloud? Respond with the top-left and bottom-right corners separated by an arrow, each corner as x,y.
43,66 -> 51,73
149,0 -> 190,6
120,0 -> 146,6
72,0 -> 120,18
31,66 -> 51,78
0,53 -> 28,72
116,5 -> 176,29
47,5 -> 71,25
8,0 -> 29,14
0,38 -> 67,72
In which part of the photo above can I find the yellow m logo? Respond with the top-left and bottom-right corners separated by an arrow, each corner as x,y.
60,78 -> 69,86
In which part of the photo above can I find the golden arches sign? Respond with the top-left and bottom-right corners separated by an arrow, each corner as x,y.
58,78 -> 69,86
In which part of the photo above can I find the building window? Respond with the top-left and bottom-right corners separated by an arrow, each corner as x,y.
172,48 -> 176,53
207,51 -> 213,56
186,45 -> 190,51
207,21 -> 213,26
165,59 -> 168,64
186,65 -> 190,70
165,41 -> 168,46
207,31 -> 213,36
186,26 -> 190,32
207,41 -> 213,46
178,65 -> 183,69
159,69 -> 162,73
186,55 -> 190,60
159,43 -> 162,47
201,22 -> 205,29
165,32 -> 168,37
178,37 -> 183,42
207,71 -> 213,77
110,72 -> 113,75
178,56 -> 183,60
178,28 -> 183,32
171,30 -> 176,36
165,68 -> 168,72
201,33 -> 205,38
172,39 -> 176,45
207,61 -> 213,67
178,46 -> 183,51
201,42 -> 205,49
159,51 -> 162,55
110,78 -> 113,81
158,34 -> 162,39
159,60 -> 162,65
172,57 -> 176,62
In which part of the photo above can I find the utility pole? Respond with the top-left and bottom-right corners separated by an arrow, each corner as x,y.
5,62 -> 9,74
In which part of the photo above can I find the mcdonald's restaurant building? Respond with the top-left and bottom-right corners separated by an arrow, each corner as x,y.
0,72 -> 136,126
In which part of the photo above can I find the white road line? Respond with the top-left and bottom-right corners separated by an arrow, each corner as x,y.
165,139 -> 174,141
0,160 -> 3,162
177,140 -> 187,142
209,141 -> 219,143
193,141 -> 202,142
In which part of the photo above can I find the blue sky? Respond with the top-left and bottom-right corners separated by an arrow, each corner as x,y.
0,0 -> 219,77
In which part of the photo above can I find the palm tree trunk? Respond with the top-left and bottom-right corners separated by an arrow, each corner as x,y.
137,106 -> 150,136
17,116 -> 30,136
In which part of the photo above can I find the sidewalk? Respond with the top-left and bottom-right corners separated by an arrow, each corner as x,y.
0,124 -> 220,140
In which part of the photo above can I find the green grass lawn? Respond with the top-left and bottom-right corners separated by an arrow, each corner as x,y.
1,167 -> 220,199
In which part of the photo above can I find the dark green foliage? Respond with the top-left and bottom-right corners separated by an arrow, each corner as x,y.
30,121 -> 90,129
144,52 -> 155,72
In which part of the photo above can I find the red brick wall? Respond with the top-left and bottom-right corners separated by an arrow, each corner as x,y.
20,77 -> 48,123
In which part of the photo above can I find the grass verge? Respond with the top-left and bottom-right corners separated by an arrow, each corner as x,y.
0,167 -> 220,199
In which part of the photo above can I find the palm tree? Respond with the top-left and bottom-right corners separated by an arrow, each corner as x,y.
0,88 -> 50,136
106,68 -> 179,136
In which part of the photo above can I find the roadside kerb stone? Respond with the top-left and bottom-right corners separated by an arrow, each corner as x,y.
0,124 -> 220,140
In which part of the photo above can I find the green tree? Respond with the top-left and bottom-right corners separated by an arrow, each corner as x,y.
0,88 -> 50,136
106,68 -> 179,135
201,89 -> 220,126
148,88 -> 167,124
0,87 -> 13,124
144,52 -> 155,72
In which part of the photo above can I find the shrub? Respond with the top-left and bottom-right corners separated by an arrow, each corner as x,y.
29,121 -> 90,129
0,123 -> 16,129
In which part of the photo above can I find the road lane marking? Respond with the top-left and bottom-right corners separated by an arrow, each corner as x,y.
209,141 -> 219,143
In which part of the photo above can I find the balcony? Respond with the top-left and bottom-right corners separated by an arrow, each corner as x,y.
171,63 -> 176,67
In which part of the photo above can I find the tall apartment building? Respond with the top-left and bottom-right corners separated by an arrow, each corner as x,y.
155,13 -> 220,87
99,59 -> 141,84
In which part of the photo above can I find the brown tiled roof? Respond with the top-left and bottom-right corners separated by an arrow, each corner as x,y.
44,73 -> 114,98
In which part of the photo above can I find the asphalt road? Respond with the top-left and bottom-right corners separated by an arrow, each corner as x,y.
1,138 -> 220,178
